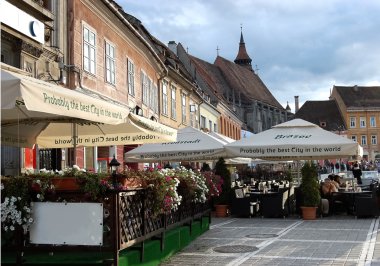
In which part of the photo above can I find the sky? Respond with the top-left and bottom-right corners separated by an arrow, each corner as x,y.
119,0 -> 380,112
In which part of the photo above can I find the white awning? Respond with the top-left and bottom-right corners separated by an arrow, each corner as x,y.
1,69 -> 129,125
1,69 -> 177,147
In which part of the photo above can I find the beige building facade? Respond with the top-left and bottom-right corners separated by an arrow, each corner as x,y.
331,86 -> 380,162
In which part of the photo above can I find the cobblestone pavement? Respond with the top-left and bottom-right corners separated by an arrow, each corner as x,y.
160,216 -> 380,266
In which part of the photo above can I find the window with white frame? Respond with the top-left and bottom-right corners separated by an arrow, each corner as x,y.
370,116 -> 376,127
171,85 -> 176,119
141,71 -> 149,105
105,42 -> 115,84
162,80 -> 168,115
351,135 -> 357,142
181,94 -> 186,123
200,116 -> 206,129
371,135 -> 377,145
360,117 -> 366,128
350,117 -> 356,128
361,135 -> 367,145
127,59 -> 135,96
83,26 -> 96,74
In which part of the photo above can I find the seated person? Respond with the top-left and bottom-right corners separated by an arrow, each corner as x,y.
327,174 -> 340,190
321,178 -> 338,197
333,175 -> 343,188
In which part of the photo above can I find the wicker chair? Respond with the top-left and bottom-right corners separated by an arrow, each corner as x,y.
354,188 -> 379,218
260,188 -> 289,218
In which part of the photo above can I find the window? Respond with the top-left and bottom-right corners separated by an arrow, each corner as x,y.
162,80 -> 168,115
105,42 -> 115,84
370,116 -> 376,127
209,120 -> 212,131
361,135 -> 367,145
127,59 -> 135,96
371,135 -> 377,145
200,116 -> 206,129
147,78 -> 152,107
351,135 -> 357,142
152,84 -> 158,113
141,71 -> 149,105
360,117 -> 366,128
181,94 -> 186,123
83,26 -> 96,74
214,123 -> 217,132
171,85 -> 176,119
350,117 -> 356,128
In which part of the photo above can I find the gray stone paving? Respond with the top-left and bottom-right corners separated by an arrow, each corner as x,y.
160,216 -> 380,266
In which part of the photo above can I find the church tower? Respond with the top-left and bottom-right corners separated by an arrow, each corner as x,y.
234,27 -> 253,71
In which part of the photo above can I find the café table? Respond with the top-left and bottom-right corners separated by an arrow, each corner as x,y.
332,190 -> 372,215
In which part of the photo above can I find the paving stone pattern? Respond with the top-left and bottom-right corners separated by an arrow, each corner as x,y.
160,217 -> 380,266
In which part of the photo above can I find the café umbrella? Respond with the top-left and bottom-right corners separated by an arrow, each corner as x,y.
124,127 -> 227,162
225,119 -> 363,160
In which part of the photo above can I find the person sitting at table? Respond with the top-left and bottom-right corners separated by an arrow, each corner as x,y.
322,178 -> 338,196
333,175 -> 343,187
320,178 -> 337,216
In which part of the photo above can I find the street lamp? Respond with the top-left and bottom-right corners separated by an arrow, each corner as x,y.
109,155 -> 120,188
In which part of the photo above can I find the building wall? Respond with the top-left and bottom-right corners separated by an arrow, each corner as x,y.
159,78 -> 188,129
217,102 -> 242,140
68,0 -> 163,111
331,88 -> 380,161
67,0 -> 166,169
345,111 -> 380,161
199,103 -> 220,133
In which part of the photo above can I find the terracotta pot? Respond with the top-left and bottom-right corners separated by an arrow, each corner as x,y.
118,177 -> 145,188
300,206 -> 318,220
51,177 -> 80,191
215,204 -> 229,217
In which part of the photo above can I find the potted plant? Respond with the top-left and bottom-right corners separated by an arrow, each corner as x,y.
299,161 -> 321,220
213,158 -> 231,217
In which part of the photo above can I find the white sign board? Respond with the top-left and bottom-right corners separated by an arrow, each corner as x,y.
0,1 -> 45,44
30,202 -> 103,246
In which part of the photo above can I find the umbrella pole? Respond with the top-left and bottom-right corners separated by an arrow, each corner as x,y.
73,123 -> 77,166
297,160 -> 301,185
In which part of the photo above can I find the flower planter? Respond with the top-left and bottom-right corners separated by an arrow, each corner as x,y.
300,206 -> 317,220
215,204 -> 229,217
51,177 -> 80,191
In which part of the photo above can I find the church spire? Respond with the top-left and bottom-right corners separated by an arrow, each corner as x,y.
234,25 -> 253,71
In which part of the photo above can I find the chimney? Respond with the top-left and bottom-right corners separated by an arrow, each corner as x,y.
168,41 -> 177,55
294,96 -> 299,113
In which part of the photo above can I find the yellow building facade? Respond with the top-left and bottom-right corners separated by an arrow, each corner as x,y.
331,86 -> 380,162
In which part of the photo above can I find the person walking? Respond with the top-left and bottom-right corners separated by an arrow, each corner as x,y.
352,162 -> 363,185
